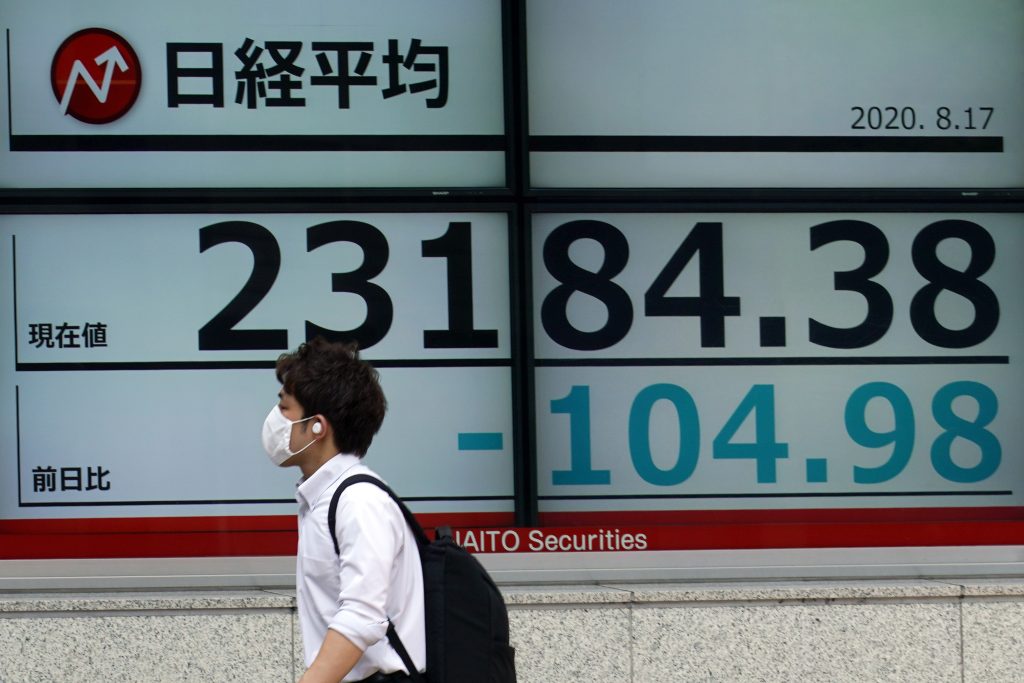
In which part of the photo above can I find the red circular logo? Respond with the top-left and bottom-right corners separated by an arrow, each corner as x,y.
51,28 -> 142,124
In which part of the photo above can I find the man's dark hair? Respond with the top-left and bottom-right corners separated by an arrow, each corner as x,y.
275,337 -> 386,456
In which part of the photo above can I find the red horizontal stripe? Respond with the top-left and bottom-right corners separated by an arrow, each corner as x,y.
0,531 -> 300,560
0,509 -> 1020,559
0,512 -> 515,559
636,520 -> 1024,552
455,521 -> 1024,553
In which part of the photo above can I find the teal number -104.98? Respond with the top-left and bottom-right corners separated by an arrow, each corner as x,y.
550,381 -> 1001,488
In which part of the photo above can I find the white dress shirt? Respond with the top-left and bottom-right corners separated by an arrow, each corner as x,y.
296,453 -> 426,680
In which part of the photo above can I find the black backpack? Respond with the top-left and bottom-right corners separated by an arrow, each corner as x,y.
328,473 -> 516,683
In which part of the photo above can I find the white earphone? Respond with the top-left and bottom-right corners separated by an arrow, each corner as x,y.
312,421 -> 323,434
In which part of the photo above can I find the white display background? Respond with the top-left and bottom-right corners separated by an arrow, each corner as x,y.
528,0 -> 1024,188
0,0 -> 506,188
1,212 -> 514,518
532,212 -> 1023,511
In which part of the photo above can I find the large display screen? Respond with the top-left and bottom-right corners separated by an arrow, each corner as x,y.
3,209 -> 1023,559
527,0 -> 1024,189
1,212 -> 516,557
531,212 -> 1023,544
1,0 -> 507,189
2,2 -> 1023,571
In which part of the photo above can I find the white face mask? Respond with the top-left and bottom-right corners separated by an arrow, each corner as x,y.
261,405 -> 318,466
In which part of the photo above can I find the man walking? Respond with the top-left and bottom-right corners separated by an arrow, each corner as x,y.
261,337 -> 426,683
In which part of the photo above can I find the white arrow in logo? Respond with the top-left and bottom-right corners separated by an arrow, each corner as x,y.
59,45 -> 129,115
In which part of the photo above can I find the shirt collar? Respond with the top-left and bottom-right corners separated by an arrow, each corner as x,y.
295,453 -> 362,510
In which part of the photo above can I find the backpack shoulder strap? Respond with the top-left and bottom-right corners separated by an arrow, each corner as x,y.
327,473 -> 429,555
325,472 -> 428,682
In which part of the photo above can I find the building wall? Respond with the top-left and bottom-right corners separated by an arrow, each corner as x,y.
1,579 -> 1022,682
